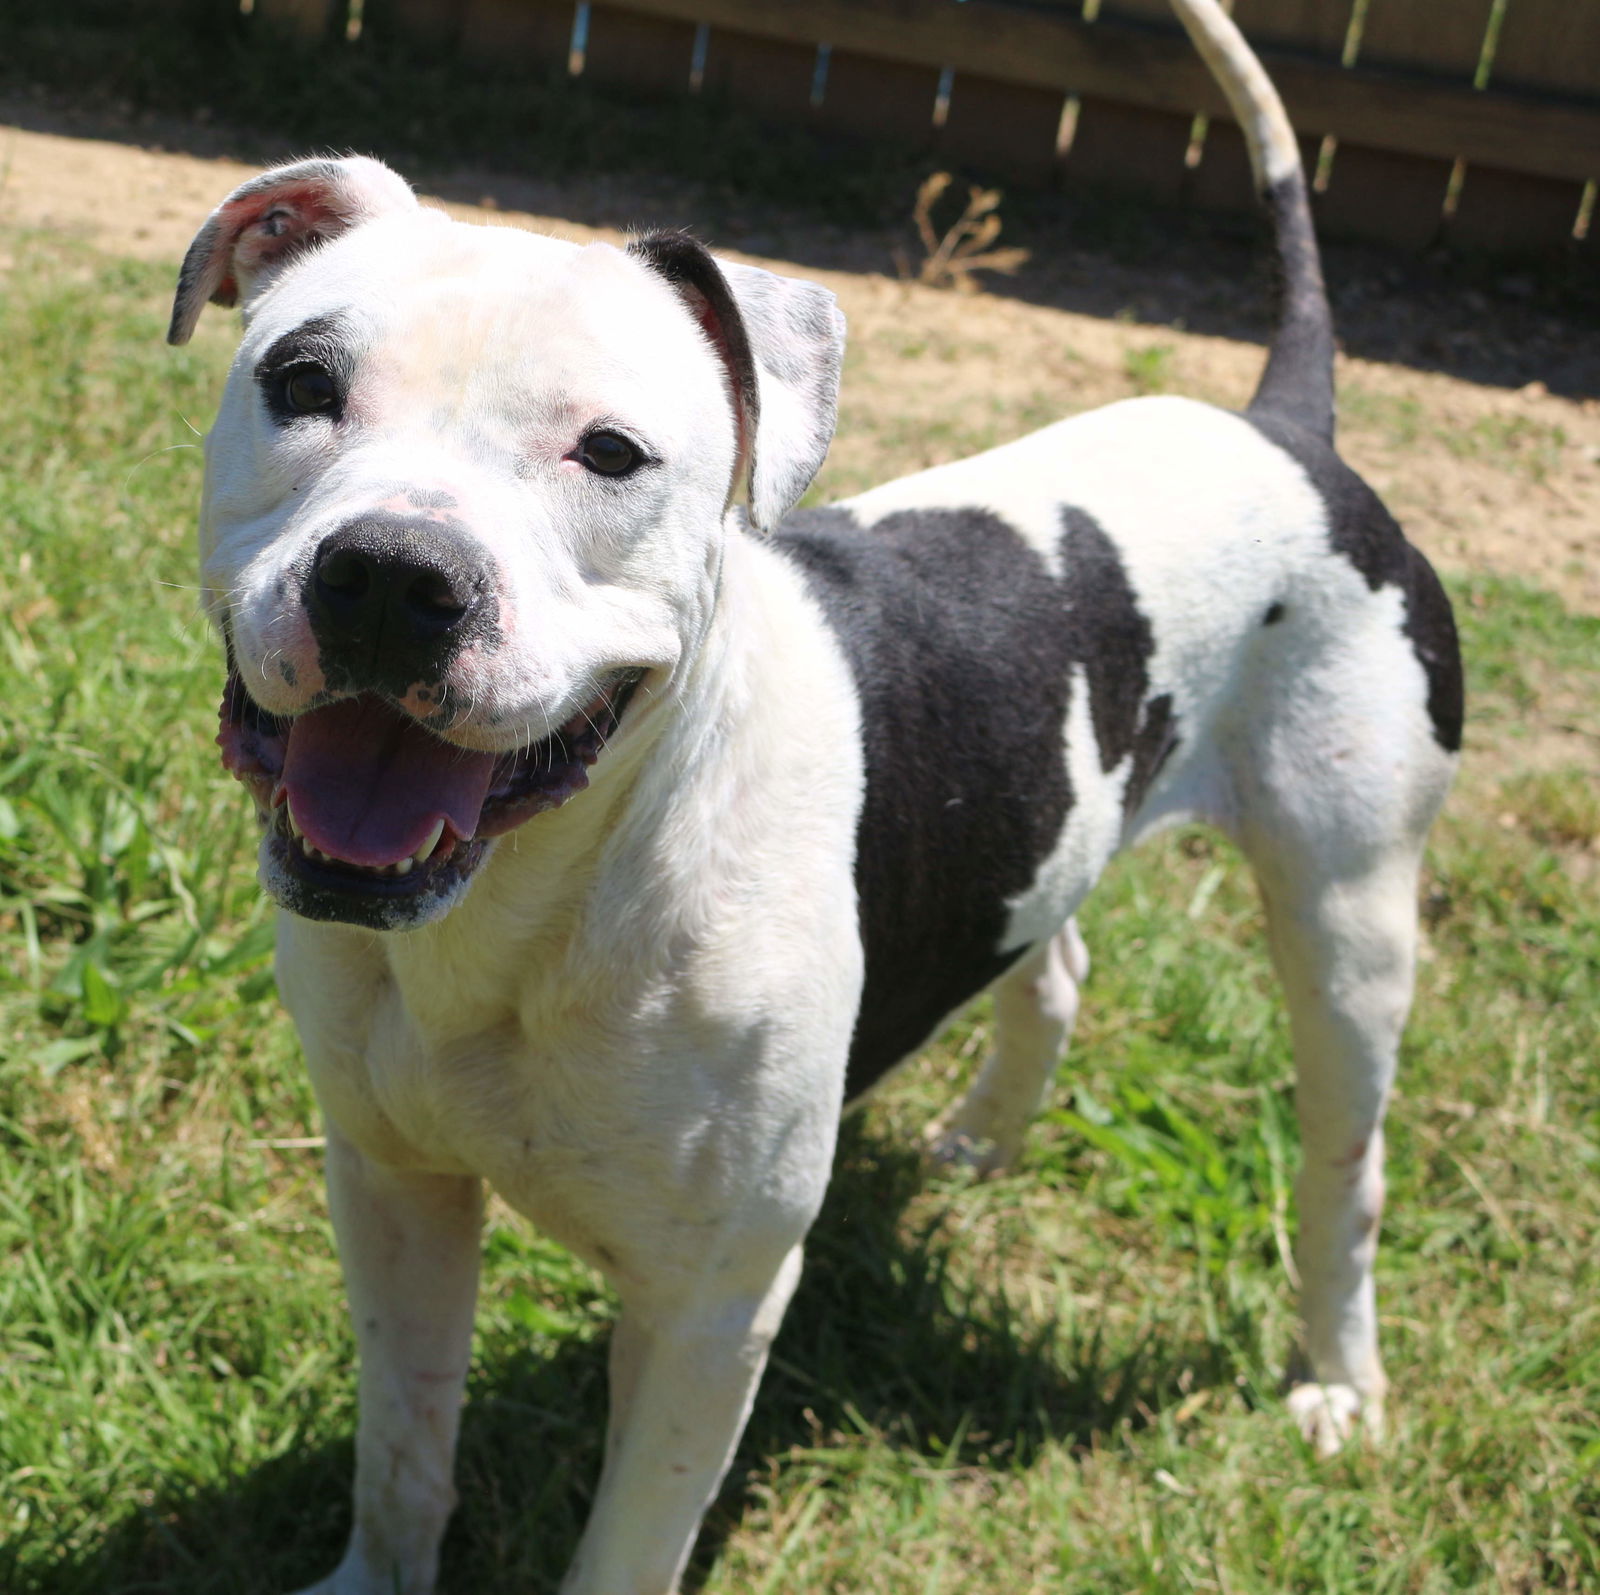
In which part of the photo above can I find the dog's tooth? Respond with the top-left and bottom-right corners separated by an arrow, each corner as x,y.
417,819 -> 445,862
393,857 -> 414,876
287,808 -> 304,839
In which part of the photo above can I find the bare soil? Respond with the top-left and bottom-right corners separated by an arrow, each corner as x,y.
3,112 -> 1596,614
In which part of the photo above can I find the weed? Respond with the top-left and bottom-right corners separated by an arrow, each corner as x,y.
1340,384 -> 1425,447
1343,389 -> 1571,484
1123,343 -> 1176,395
898,173 -> 1031,294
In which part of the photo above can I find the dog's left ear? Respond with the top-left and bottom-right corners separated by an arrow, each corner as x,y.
168,155 -> 417,346
629,232 -> 845,533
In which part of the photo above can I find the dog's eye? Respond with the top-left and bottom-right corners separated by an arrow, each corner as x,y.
281,364 -> 338,416
577,431 -> 640,477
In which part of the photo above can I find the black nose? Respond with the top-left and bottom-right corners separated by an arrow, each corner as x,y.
305,515 -> 496,694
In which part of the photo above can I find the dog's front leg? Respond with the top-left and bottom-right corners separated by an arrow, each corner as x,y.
297,1130 -> 484,1595
561,1243 -> 805,1595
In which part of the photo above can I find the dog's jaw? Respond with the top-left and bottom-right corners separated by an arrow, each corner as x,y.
219,666 -> 647,930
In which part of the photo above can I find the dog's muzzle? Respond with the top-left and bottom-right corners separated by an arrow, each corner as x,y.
216,667 -> 647,929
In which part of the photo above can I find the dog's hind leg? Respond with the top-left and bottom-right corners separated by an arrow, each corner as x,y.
1231,704 -> 1455,1457
1251,842 -> 1421,1456
927,919 -> 1090,1176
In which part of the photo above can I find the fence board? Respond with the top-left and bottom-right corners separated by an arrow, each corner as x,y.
1450,165 -> 1587,253
1450,0 -> 1600,252
584,3 -> 698,93
254,0 -> 340,40
698,28 -> 817,121
350,0 -> 1600,257
610,0 -> 1600,185
1065,98 -> 1194,202
1068,97 -> 1196,202
940,73 -> 1066,185
365,0 -> 462,51
1315,0 -> 1493,250
461,0 -> 573,71
1491,0 -> 1600,93
814,48 -> 942,147
1068,0 -> 1196,199
1230,0 -> 1351,57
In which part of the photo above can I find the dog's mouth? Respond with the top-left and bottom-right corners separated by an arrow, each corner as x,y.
217,668 -> 645,920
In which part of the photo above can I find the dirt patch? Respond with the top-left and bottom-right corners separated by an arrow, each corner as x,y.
4,117 -> 1596,613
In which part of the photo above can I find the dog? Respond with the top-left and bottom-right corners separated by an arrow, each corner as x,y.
168,2 -> 1460,1588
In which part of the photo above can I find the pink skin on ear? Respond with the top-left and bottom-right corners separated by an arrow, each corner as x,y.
208,183 -> 353,309
168,157 -> 416,345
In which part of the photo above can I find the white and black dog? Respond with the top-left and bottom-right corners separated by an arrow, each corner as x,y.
169,2 -> 1460,1589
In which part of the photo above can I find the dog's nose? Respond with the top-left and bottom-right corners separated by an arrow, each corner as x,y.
306,515 -> 495,692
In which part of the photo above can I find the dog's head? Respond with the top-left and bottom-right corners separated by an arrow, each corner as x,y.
171,156 -> 845,931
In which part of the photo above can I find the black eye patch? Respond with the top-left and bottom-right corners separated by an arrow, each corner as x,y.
255,312 -> 357,426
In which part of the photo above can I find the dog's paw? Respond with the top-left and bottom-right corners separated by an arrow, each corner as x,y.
1287,1381 -> 1381,1459
923,1122 -> 1015,1178
289,1571 -> 380,1595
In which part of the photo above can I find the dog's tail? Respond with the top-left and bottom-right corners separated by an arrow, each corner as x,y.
1168,0 -> 1335,441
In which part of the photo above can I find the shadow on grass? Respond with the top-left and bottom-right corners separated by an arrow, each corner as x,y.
21,1120 -> 1246,1594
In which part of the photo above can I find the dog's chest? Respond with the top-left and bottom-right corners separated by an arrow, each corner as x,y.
329,962 -> 714,1264
296,886 -> 849,1282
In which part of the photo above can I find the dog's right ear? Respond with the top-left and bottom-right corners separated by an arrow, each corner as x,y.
167,156 -> 416,346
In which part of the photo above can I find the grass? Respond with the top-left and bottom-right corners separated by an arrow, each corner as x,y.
1,233 -> 1598,1593
1342,387 -> 1575,485
1124,343 -> 1178,396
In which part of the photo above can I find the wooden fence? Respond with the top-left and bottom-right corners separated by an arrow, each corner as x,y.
249,0 -> 1598,255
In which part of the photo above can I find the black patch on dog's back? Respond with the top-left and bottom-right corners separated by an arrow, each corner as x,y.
1055,509 -> 1179,815
777,503 -> 1173,1099
1248,413 -> 1464,753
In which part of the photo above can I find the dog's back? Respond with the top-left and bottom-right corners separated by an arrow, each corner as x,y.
776,397 -> 1459,1093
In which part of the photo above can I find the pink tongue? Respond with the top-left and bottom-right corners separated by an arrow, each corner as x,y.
282,696 -> 497,868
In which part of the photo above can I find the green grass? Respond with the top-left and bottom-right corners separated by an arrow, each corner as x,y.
1443,414 -> 1570,483
1340,388 -> 1575,486
2,235 -> 1598,1593
1123,342 -> 1178,396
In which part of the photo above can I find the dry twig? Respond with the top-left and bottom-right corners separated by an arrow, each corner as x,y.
898,171 -> 1031,293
